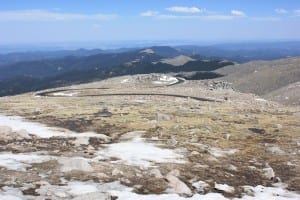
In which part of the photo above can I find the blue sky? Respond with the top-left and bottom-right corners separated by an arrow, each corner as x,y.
1,0 -> 300,44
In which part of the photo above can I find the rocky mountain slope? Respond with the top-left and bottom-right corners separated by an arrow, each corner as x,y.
216,57 -> 300,105
0,74 -> 299,199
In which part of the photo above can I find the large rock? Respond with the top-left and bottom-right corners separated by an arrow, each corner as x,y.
0,126 -> 31,141
149,168 -> 163,179
165,174 -> 192,196
266,146 -> 285,155
192,180 -> 210,193
262,167 -> 275,180
58,157 -> 94,172
214,183 -> 235,194
0,126 -> 13,135
112,168 -> 123,176
16,129 -> 32,139
155,113 -> 170,121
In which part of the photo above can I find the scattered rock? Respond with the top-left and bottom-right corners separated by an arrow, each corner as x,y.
192,180 -> 210,193
73,137 -> 90,146
248,128 -> 266,134
155,113 -> 170,121
293,112 -> 300,117
274,124 -> 283,129
58,157 -> 94,172
135,178 -> 168,194
266,146 -> 285,155
54,191 -> 69,198
0,125 -> 12,135
112,168 -> 124,176
223,133 -> 231,140
168,169 -> 180,177
191,151 -> 200,155
262,166 -> 275,180
242,185 -> 255,196
205,80 -> 232,90
288,177 -> 300,191
165,174 -> 192,196
227,164 -> 237,171
149,169 -> 163,179
214,183 -> 235,194
15,129 -> 32,139
96,173 -> 109,179
96,108 -> 113,118
0,126 -> 32,141
208,147 -> 238,157
190,136 -> 199,143
90,134 -> 112,143
167,136 -> 177,146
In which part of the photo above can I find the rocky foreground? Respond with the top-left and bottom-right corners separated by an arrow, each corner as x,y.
0,74 -> 299,199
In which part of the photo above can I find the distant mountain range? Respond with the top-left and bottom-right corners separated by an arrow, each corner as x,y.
1,42 -> 300,102
2,41 -> 300,66
0,46 -> 232,96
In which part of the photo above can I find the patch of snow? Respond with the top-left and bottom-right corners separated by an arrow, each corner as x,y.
140,49 -> 154,54
52,92 -> 78,97
111,191 -> 228,200
67,182 -> 99,196
227,164 -> 238,171
0,114 -> 112,140
214,183 -> 235,194
209,147 -> 238,157
0,187 -> 24,200
0,152 -> 52,171
255,98 -> 267,102
2,180 -> 300,200
0,114 -> 64,138
37,181 -> 130,198
121,78 -> 129,83
238,184 -> 300,200
97,136 -> 185,167
0,195 -> 23,200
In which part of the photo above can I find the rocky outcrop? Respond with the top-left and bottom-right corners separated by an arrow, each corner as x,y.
165,170 -> 192,196
0,126 -> 32,141
58,157 -> 94,172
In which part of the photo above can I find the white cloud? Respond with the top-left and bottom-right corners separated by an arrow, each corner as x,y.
157,14 -> 204,20
204,14 -> 236,20
140,8 -> 283,22
144,13 -> 238,21
231,10 -> 246,17
166,6 -> 203,13
275,8 -> 288,14
251,17 -> 281,21
0,9 -> 117,21
294,10 -> 300,16
140,10 -> 159,17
